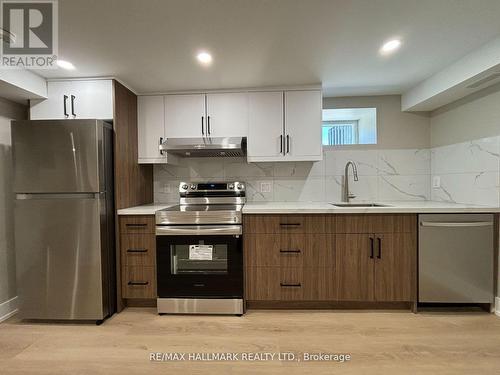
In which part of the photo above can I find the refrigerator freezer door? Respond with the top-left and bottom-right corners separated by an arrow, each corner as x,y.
12,120 -> 102,193
15,194 -> 105,320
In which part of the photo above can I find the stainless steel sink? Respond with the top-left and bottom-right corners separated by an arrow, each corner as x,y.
330,203 -> 391,207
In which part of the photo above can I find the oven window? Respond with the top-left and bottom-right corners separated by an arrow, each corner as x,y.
170,240 -> 228,274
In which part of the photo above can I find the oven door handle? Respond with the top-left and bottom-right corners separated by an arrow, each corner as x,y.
156,225 -> 242,236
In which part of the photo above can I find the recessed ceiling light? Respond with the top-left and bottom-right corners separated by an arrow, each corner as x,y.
196,51 -> 213,65
57,59 -> 75,70
380,39 -> 402,55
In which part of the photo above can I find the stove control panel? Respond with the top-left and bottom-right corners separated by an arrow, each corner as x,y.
179,181 -> 246,197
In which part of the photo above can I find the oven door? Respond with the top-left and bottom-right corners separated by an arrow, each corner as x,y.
156,225 -> 243,298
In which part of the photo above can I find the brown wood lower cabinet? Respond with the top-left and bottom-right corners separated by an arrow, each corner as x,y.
373,233 -> 415,301
244,214 -> 417,306
335,234 -> 374,301
118,215 -> 157,300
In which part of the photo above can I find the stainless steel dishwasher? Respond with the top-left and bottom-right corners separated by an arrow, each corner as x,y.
418,214 -> 494,304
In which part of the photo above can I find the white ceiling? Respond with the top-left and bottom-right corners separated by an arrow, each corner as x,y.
40,0 -> 500,96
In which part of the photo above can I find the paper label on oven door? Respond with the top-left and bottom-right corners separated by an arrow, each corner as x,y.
189,245 -> 213,260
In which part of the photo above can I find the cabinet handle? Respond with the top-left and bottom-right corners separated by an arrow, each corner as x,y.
280,249 -> 301,253
369,237 -> 374,259
286,134 -> 290,154
125,223 -> 147,227
207,116 -> 211,135
201,116 -> 204,136
280,135 -> 283,154
159,137 -> 164,155
70,95 -> 76,117
63,95 -> 68,117
128,281 -> 149,286
279,223 -> 301,227
126,249 -> 148,253
280,283 -> 301,287
377,237 -> 382,259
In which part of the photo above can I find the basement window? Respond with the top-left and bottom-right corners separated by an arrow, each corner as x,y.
322,108 -> 377,146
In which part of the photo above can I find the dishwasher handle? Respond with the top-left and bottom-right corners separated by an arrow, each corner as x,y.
420,221 -> 493,228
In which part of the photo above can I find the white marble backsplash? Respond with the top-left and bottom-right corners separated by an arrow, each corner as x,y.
153,148 -> 431,203
430,136 -> 500,206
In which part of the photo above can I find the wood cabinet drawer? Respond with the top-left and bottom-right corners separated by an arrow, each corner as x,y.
120,234 -> 156,266
246,267 -> 303,300
119,215 -> 155,234
244,234 -> 335,268
331,214 -> 416,234
245,234 -> 304,267
246,267 -> 336,301
244,215 -> 325,234
122,266 -> 156,298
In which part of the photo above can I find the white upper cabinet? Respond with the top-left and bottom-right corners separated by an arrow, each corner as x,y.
284,90 -> 322,161
206,93 -> 248,137
30,80 -> 113,120
247,89 -> 322,162
247,91 -> 284,162
138,95 -> 167,164
164,94 -> 206,138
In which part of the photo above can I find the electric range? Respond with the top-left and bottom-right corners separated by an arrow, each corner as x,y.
155,181 -> 245,315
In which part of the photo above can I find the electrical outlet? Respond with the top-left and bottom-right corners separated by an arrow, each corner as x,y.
432,176 -> 441,188
260,182 -> 272,193
164,184 -> 172,193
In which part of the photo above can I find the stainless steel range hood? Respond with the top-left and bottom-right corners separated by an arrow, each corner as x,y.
159,137 -> 246,157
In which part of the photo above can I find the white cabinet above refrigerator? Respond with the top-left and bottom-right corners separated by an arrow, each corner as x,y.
30,80 -> 114,120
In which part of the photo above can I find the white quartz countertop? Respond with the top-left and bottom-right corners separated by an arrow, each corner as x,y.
117,203 -> 176,215
117,201 -> 500,215
242,201 -> 500,214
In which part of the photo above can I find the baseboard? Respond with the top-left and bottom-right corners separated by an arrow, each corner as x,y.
495,297 -> 500,317
0,296 -> 18,323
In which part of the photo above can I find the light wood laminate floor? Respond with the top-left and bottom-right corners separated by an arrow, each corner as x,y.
1,308 -> 500,374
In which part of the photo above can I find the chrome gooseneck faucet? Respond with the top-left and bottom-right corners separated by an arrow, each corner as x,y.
343,161 -> 359,203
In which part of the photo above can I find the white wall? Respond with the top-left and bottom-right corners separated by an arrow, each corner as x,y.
430,82 -> 500,147
429,83 -> 500,206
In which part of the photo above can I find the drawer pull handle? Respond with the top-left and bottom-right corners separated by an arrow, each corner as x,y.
128,281 -> 149,286
280,249 -> 301,254
280,223 -> 301,227
127,249 -> 148,253
126,223 -> 148,227
280,283 -> 301,287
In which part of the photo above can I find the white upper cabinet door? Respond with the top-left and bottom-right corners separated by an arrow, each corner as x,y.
30,80 -> 113,120
137,96 -> 166,163
30,81 -> 76,120
164,94 -> 206,138
283,90 -> 323,161
205,92 -> 248,137
68,80 -> 114,120
247,91 -> 284,162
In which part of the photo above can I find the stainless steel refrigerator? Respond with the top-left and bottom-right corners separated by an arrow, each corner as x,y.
12,119 -> 116,322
